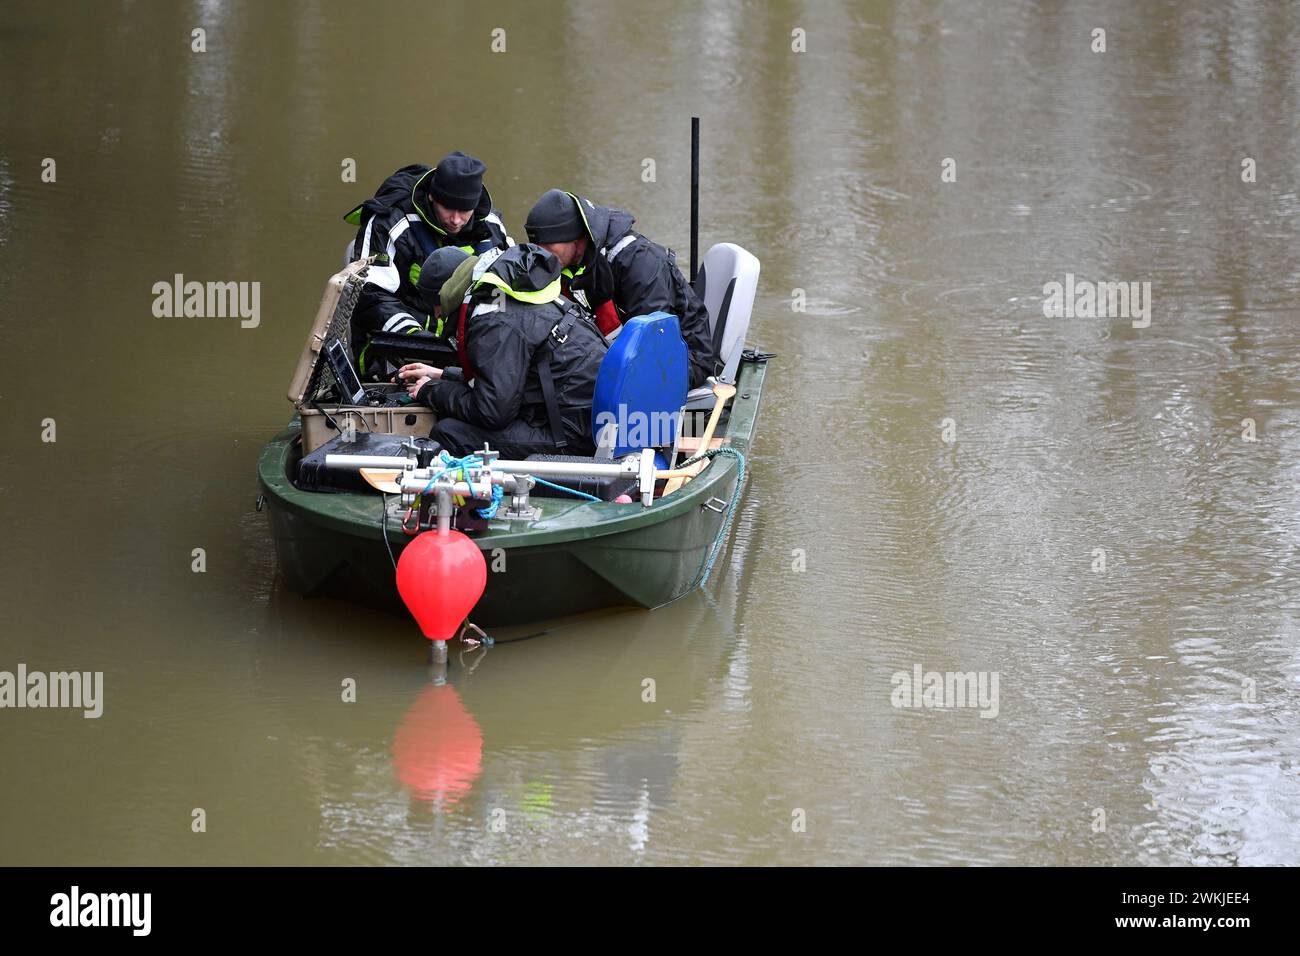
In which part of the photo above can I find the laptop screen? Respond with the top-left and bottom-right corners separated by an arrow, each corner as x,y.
324,337 -> 366,405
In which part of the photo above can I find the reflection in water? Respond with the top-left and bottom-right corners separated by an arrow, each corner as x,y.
0,157 -> 11,247
392,682 -> 483,808
304,625 -> 718,864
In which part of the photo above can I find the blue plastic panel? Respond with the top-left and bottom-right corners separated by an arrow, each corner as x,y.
591,311 -> 689,457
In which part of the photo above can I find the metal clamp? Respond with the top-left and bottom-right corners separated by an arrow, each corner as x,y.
702,496 -> 727,513
506,475 -> 541,520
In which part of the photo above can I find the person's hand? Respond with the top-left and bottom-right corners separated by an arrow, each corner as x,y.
396,363 -> 441,396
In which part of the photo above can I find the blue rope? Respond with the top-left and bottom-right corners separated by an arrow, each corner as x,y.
476,482 -> 504,519
529,475 -> 602,502
678,447 -> 747,589
415,452 -> 507,518
414,453 -> 602,518
421,452 -> 483,497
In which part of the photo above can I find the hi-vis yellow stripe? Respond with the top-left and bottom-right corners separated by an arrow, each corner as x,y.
474,271 -> 561,304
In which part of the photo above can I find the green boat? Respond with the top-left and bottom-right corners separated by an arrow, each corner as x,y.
257,243 -> 766,630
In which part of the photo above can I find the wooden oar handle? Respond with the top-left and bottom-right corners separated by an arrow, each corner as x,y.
655,466 -> 705,480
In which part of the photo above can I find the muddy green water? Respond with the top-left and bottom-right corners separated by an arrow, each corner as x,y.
1,0 -> 1298,865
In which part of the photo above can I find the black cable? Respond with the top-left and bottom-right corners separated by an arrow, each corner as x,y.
310,399 -> 341,433
381,493 -> 398,571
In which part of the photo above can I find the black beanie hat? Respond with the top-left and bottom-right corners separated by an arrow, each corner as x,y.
417,246 -> 470,310
428,151 -> 486,211
525,189 -> 586,244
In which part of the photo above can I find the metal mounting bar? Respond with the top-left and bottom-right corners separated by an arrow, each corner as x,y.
395,477 -> 498,498
489,457 -> 641,479
326,448 -> 677,509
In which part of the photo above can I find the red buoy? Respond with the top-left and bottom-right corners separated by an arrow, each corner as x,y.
396,529 -> 487,641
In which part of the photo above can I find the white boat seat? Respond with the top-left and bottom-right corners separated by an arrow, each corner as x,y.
683,242 -> 759,410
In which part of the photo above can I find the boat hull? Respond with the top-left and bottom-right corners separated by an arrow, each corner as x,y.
257,359 -> 766,627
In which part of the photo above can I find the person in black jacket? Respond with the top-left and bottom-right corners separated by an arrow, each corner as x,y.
524,189 -> 716,389
344,151 -> 511,377
396,244 -> 607,460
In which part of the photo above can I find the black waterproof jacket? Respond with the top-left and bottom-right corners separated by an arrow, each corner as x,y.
417,245 -> 607,452
344,164 -> 510,373
565,194 -> 716,389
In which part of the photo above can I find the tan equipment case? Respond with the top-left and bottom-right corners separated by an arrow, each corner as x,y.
286,259 -> 437,454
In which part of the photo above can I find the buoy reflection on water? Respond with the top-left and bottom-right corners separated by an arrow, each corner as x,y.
391,681 -> 483,807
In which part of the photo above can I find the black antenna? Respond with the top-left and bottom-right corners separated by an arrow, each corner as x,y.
690,116 -> 700,284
